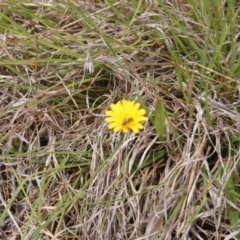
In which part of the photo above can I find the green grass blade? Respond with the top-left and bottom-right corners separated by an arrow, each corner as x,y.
154,100 -> 166,142
225,168 -> 240,238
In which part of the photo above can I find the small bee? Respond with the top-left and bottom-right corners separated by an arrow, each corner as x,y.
121,118 -> 133,126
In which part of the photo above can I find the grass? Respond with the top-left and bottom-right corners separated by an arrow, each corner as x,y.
0,0 -> 240,239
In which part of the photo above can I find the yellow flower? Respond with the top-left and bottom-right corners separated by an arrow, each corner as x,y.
105,99 -> 148,133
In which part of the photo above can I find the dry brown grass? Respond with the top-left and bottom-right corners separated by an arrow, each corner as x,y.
0,0 -> 240,239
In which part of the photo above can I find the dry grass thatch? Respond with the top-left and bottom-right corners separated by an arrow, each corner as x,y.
0,0 -> 240,239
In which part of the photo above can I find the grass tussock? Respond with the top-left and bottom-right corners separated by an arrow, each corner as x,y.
0,0 -> 240,239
